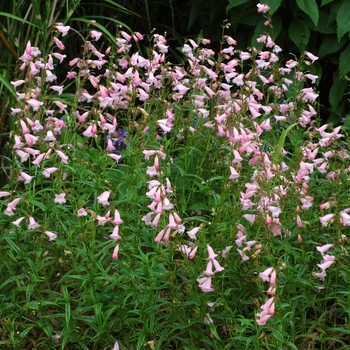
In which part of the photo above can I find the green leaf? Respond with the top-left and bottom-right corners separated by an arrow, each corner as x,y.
0,12 -> 41,28
295,0 -> 319,26
329,79 -> 348,108
336,2 -> 350,41
273,122 -> 299,163
0,72 -> 16,98
304,10 -> 336,34
288,18 -> 310,51
339,43 -> 350,77
261,0 -> 283,14
318,34 -> 347,57
188,0 -> 202,30
321,0 -> 334,6
226,0 -> 250,13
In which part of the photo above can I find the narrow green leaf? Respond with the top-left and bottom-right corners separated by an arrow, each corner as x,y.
105,0 -> 140,16
339,43 -> 350,77
0,12 -> 41,28
318,34 -> 347,58
226,0 -> 250,13
295,0 -> 319,26
288,18 -> 310,51
0,73 -> 16,98
336,2 -> 350,41
188,0 -> 202,30
329,79 -> 348,108
273,122 -> 299,163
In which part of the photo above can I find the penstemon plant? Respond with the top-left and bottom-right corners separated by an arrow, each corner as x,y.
1,4 -> 350,349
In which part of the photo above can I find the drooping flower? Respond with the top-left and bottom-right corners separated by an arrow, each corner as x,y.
28,216 -> 40,230
112,244 -> 119,260
44,231 -> 57,241
97,191 -> 111,206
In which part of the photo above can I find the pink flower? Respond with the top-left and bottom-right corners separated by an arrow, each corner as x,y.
111,340 -> 120,350
187,226 -> 200,240
97,191 -> 111,206
26,99 -> 44,111
28,216 -> 40,230
24,133 -> 39,146
90,30 -> 102,41
0,191 -> 11,198
258,267 -> 274,282
257,3 -> 270,13
110,225 -> 122,241
207,245 -> 218,260
50,85 -> 64,95
32,153 -> 46,167
52,52 -> 67,63
304,51 -> 318,63
11,79 -> 26,89
108,154 -> 122,162
197,276 -> 214,293
42,167 -> 58,178
340,211 -> 350,226
16,150 -> 30,162
54,193 -> 66,204
112,244 -> 119,260
317,260 -> 334,270
111,209 -> 124,225
55,150 -> 68,164
316,244 -> 333,255
12,216 -> 25,227
55,25 -> 70,37
44,231 -> 57,241
4,198 -> 21,216
18,171 -> 33,184
54,101 -> 67,113
319,213 -> 335,227
77,208 -> 88,217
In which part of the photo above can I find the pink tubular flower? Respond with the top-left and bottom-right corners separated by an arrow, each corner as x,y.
110,225 -> 122,241
77,208 -> 88,217
112,209 -> 124,225
0,191 -> 11,198
97,190 -> 111,206
26,99 -> 44,111
4,197 -> 21,216
18,171 -> 33,184
258,267 -> 274,282
32,153 -> 46,167
112,244 -> 119,260
111,340 -> 120,350
12,216 -> 25,227
316,244 -> 333,255
207,245 -> 218,260
197,276 -> 214,293
55,25 -> 70,36
319,213 -> 335,227
28,216 -> 40,230
55,150 -> 69,164
90,30 -> 102,41
44,231 -> 57,241
304,51 -> 318,63
187,226 -> 200,240
42,167 -> 58,178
